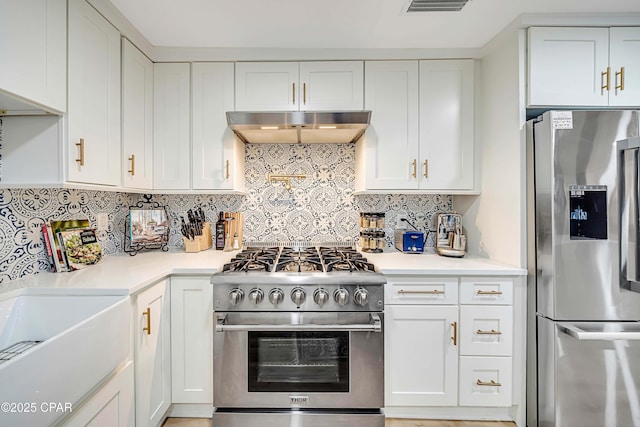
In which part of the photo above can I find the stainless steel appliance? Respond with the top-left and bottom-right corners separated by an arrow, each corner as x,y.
526,110 -> 640,427
226,110 -> 371,144
211,246 -> 385,427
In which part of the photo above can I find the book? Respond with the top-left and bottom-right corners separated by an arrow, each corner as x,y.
57,229 -> 102,271
50,219 -> 91,273
41,223 -> 56,272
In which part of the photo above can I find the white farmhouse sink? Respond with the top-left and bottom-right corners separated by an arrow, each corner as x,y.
0,290 -> 130,426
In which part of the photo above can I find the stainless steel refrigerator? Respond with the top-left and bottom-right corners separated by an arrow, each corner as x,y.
527,110 -> 640,427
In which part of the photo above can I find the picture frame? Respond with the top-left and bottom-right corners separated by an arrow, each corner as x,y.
124,194 -> 170,255
129,208 -> 169,245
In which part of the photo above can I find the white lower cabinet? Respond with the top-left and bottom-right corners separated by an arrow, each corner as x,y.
385,275 -> 516,418
64,362 -> 135,427
134,279 -> 171,427
170,276 -> 213,404
385,304 -> 459,406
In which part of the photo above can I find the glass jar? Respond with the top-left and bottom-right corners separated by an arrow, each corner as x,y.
376,214 -> 385,229
360,232 -> 369,250
376,231 -> 385,250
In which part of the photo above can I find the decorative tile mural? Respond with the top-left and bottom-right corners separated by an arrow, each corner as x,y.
0,113 -> 452,285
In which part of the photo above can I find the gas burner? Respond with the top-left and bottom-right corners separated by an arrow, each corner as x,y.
325,258 -> 376,272
277,260 -> 323,272
223,259 -> 273,272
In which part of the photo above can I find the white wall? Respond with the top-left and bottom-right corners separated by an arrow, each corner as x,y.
454,28 -> 526,268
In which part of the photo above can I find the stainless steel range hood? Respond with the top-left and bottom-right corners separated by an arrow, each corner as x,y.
226,111 -> 371,144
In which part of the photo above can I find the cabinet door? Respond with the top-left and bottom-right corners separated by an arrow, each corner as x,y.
299,61 -> 363,110
122,39 -> 153,190
153,63 -> 191,190
192,63 -> 245,191
64,362 -> 135,427
67,0 -> 121,186
135,280 -> 171,427
528,27 -> 609,106
0,0 -> 66,113
170,276 -> 213,404
419,60 -> 474,190
235,62 -> 298,111
359,61 -> 419,190
385,305 -> 458,406
609,27 -> 640,107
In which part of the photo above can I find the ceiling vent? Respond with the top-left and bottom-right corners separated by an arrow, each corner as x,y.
406,0 -> 470,12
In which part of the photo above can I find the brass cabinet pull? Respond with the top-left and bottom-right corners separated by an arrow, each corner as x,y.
424,159 -> 429,178
476,379 -> 502,387
601,66 -> 611,94
476,290 -> 503,295
411,159 -> 417,178
398,289 -> 445,295
128,154 -> 135,176
451,321 -> 458,345
303,83 -> 307,105
225,160 -> 230,179
292,82 -> 296,105
476,329 -> 502,335
615,66 -> 625,94
75,138 -> 85,166
142,307 -> 151,335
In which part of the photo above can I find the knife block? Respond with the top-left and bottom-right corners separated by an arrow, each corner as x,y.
183,222 -> 212,253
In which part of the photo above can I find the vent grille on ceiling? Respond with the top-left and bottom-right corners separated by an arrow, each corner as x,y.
407,0 -> 470,12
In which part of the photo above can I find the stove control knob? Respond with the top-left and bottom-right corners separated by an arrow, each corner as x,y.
333,288 -> 349,306
229,288 -> 244,306
268,288 -> 284,306
291,287 -> 306,307
353,287 -> 370,307
248,288 -> 264,305
313,288 -> 329,307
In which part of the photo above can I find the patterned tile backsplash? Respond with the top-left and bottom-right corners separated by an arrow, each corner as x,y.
0,116 -> 451,284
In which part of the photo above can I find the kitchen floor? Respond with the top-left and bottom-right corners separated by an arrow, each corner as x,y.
163,418 -> 516,427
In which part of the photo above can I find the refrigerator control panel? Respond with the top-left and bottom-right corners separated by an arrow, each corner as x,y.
569,185 -> 608,240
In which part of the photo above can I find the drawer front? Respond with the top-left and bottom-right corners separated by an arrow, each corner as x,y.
459,277 -> 513,305
386,277 -> 459,305
459,356 -> 512,407
460,305 -> 513,356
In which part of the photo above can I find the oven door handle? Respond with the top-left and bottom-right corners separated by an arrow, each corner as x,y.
215,313 -> 382,333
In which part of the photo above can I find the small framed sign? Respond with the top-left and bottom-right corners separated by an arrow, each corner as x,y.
124,195 -> 170,255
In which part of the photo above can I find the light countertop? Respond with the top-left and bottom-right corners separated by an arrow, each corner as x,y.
0,248 -> 525,298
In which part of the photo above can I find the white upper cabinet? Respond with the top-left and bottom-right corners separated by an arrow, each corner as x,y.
67,0 -> 121,186
528,27 -> 640,107
358,61 -> 419,190
609,27 -> 640,107
298,61 -> 364,110
357,60 -> 475,192
153,63 -> 191,190
192,63 -> 245,191
0,0 -> 66,114
235,61 -> 363,111
122,39 -> 154,190
419,60 -> 474,190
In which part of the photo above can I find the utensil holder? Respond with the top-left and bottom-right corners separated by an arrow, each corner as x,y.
183,236 -> 202,253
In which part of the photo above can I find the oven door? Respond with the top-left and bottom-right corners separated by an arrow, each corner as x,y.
213,311 -> 384,409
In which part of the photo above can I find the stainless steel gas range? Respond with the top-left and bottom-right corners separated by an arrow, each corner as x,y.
211,246 -> 385,427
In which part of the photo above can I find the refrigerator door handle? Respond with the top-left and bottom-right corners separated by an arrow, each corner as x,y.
619,136 -> 640,291
558,322 -> 640,341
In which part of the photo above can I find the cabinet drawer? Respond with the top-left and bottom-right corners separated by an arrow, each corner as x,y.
386,277 -> 458,305
459,277 -> 513,305
460,306 -> 513,356
459,356 -> 512,407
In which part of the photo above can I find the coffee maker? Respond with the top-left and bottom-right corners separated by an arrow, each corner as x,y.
435,213 -> 466,257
